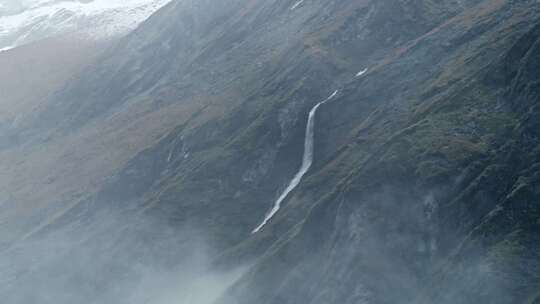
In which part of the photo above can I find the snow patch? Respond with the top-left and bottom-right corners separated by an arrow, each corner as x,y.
0,45 -> 13,52
0,0 -> 171,49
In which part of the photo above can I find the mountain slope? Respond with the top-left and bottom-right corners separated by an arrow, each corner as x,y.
217,1 -> 540,304
2,0 -> 540,303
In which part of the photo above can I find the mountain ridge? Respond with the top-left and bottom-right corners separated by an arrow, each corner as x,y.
0,0 -> 171,50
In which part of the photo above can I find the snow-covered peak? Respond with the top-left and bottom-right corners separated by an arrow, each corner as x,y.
0,0 -> 172,51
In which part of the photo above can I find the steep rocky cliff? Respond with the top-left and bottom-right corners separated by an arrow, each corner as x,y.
2,0 -> 540,303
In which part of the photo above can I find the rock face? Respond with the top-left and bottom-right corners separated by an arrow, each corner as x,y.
2,0 -> 540,303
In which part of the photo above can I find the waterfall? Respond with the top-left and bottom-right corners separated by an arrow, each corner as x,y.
291,0 -> 305,10
252,90 -> 338,233
356,68 -> 368,77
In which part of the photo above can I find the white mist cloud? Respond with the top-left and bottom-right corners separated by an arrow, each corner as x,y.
0,206 -> 245,304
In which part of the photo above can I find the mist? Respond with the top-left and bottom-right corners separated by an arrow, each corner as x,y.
0,202 -> 245,304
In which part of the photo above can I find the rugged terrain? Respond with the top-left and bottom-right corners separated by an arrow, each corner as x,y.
1,0 -> 540,303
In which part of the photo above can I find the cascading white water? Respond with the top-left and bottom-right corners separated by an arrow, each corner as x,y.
290,0 -> 304,10
356,68 -> 368,77
252,90 -> 338,233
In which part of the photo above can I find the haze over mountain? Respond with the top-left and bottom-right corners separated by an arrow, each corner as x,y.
1,0 -> 540,304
